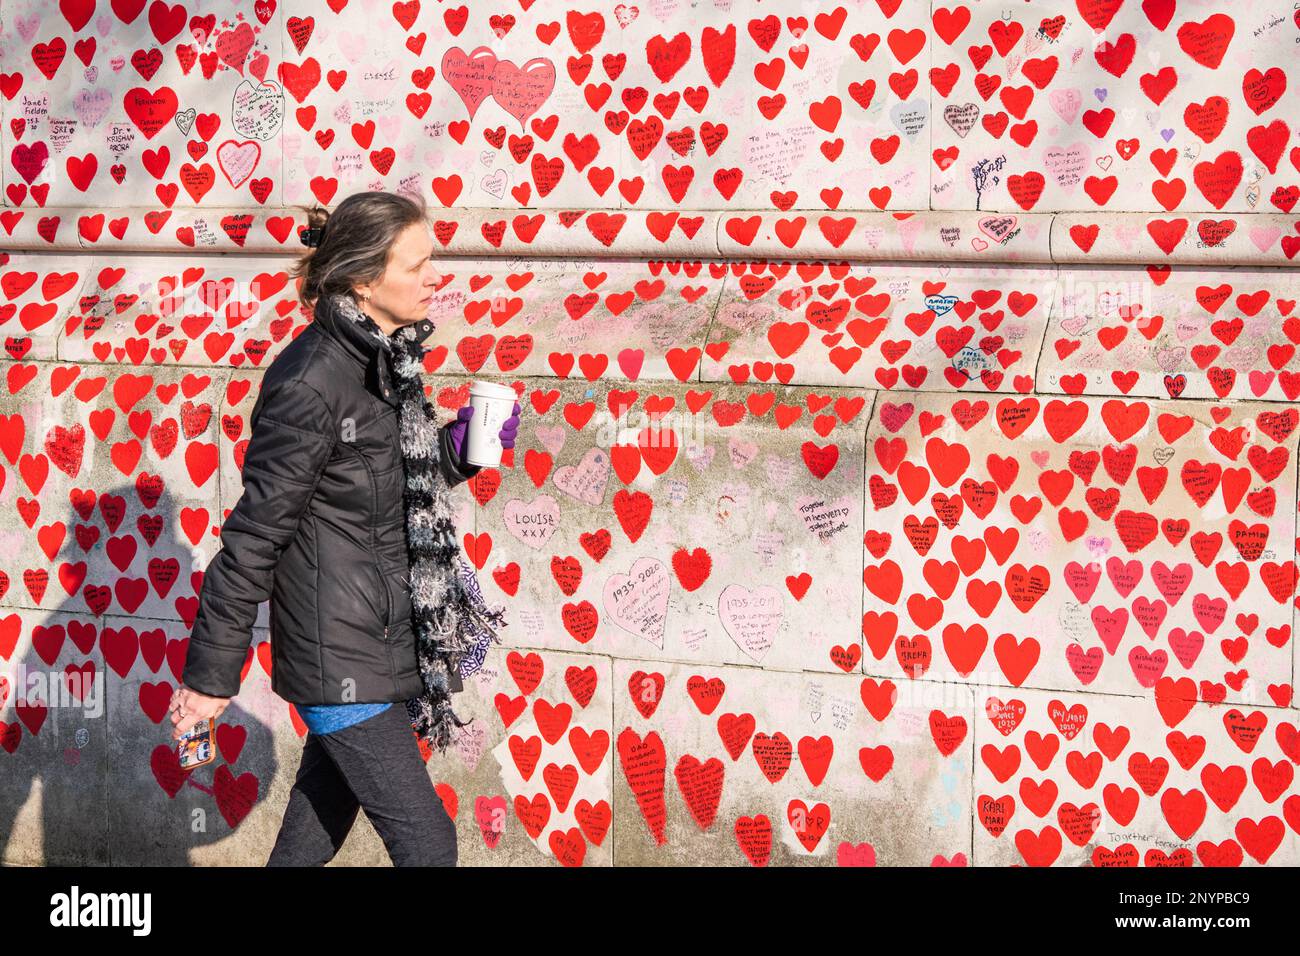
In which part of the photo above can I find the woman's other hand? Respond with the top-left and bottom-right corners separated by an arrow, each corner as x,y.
498,400 -> 521,449
168,684 -> 231,741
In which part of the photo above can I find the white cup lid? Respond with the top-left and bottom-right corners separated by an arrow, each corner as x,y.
469,380 -> 518,400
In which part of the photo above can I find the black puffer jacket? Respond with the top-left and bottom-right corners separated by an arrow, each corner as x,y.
182,292 -> 480,704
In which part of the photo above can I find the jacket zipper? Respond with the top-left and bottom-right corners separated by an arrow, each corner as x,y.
353,448 -> 392,635
380,561 -> 392,630
380,548 -> 392,639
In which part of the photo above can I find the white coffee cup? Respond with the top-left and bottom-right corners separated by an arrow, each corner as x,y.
465,380 -> 518,467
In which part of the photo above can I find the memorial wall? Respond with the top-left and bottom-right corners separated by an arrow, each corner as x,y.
0,0 -> 1297,865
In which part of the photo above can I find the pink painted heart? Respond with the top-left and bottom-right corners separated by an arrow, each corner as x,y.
837,841 -> 876,866
474,795 -> 509,849
1127,646 -> 1168,687
1090,606 -> 1127,654
1167,628 -> 1204,669
441,46 -> 497,119
1066,642 -> 1104,684
491,56 -> 556,127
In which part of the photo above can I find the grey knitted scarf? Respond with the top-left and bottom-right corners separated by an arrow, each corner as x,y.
329,291 -> 508,752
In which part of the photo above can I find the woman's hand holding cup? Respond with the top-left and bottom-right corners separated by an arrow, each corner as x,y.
449,392 -> 520,467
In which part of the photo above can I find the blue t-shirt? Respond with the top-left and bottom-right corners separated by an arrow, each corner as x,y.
296,701 -> 393,735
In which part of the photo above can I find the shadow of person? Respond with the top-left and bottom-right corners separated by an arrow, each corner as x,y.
0,482 -> 278,865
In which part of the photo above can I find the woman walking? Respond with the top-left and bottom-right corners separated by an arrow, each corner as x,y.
167,190 -> 520,866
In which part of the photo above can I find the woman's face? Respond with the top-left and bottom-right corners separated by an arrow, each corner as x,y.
354,221 -> 440,332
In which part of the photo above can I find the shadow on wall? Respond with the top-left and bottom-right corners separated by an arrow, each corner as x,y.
0,483 -> 279,865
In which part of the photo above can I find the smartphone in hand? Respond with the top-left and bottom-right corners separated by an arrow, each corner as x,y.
177,717 -> 217,770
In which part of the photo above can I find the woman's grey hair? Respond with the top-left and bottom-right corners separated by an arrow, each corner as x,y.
289,190 -> 429,310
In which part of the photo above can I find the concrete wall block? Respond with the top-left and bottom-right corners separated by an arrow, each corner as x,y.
480,377 -> 872,674
0,360 -> 231,623
1037,264 -> 1300,403
705,259 -> 1055,390
0,608 -> 110,865
611,658 -> 976,865
862,390 -> 1299,703
972,685 -> 1300,866
445,644 -> 615,866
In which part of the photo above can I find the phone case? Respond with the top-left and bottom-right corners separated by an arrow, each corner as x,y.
177,716 -> 217,770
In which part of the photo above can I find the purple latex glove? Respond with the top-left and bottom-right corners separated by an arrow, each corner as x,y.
449,400 -> 521,463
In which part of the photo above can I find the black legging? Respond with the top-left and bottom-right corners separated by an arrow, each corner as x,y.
267,703 -> 456,866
